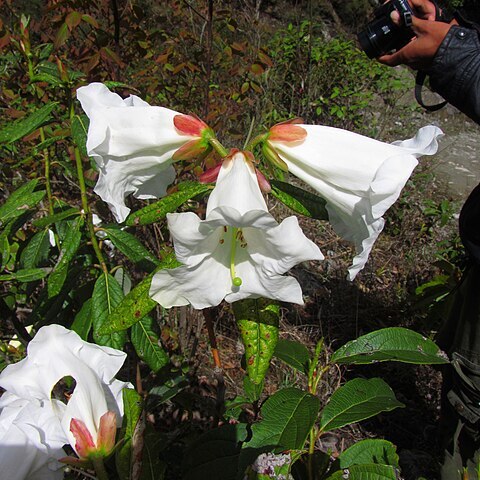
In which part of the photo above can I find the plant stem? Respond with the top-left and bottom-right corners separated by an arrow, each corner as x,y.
208,137 -> 229,158
91,457 -> 109,480
73,145 -> 107,273
204,308 -> 225,424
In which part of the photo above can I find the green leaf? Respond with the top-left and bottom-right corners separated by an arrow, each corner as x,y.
48,216 -> 83,298
20,229 -> 51,269
0,268 -> 48,283
325,463 -> 399,480
98,253 -> 180,334
319,378 -> 404,433
243,387 -> 320,452
92,273 -> 127,349
243,376 -> 264,403
131,316 -> 169,372
54,22 -> 69,49
270,180 -> 328,220
116,388 -> 144,480
125,181 -> 212,226
183,424 -> 248,480
274,338 -> 310,374
338,439 -> 399,468
33,207 -> 80,228
71,114 -> 89,158
0,180 -> 45,226
103,227 -> 160,271
233,299 -> 280,385
147,372 -> 190,408
331,327 -> 449,365
0,103 -> 57,144
31,72 -> 64,87
71,298 -> 93,340
123,388 -> 143,440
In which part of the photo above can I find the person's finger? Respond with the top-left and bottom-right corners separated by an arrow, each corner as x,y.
408,0 -> 437,20
378,46 -> 410,66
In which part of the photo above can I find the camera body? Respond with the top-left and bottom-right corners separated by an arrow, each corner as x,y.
358,0 -> 415,58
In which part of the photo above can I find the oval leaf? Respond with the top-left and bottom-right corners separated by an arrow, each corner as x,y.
103,227 -> 160,271
98,253 -> 180,334
233,299 -> 280,385
319,378 -> 404,433
125,181 -> 212,226
0,102 -> 57,144
331,327 -> 449,365
131,316 -> 169,372
243,387 -> 320,452
326,463 -> 399,480
71,298 -> 93,340
92,273 -> 127,349
48,216 -> 83,298
0,268 -> 48,283
338,439 -> 399,468
71,114 -> 89,158
20,229 -> 51,269
33,207 -> 80,228
270,180 -> 328,220
274,338 -> 310,374
0,179 -> 45,225
183,424 -> 248,480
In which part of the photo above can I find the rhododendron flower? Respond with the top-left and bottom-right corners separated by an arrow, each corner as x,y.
0,324 -> 131,465
77,83 -> 212,222
268,124 -> 443,280
0,392 -> 65,480
150,151 -> 323,308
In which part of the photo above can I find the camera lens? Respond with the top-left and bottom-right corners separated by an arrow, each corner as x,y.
357,17 -> 399,58
357,0 -> 415,58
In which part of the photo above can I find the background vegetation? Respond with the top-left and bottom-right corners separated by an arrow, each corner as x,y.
0,1 -> 468,479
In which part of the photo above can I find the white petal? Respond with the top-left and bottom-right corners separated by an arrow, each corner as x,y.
0,324 -> 130,452
0,393 -> 65,480
77,83 -> 196,222
206,152 -> 268,216
150,256 -> 231,309
245,215 -> 324,275
271,125 -> 442,279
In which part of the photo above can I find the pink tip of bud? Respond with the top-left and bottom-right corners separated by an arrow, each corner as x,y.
70,418 -> 96,459
255,169 -> 271,193
172,139 -> 208,161
174,114 -> 208,136
199,163 -> 222,183
269,124 -> 307,143
243,150 -> 256,164
97,411 -> 117,454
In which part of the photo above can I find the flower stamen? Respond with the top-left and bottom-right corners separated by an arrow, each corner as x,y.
230,227 -> 242,287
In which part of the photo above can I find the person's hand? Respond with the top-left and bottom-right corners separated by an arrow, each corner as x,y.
378,13 -> 455,69
406,0 -> 437,21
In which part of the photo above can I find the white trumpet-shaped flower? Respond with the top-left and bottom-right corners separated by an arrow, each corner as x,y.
77,83 -> 211,222
0,324 -> 131,467
0,392 -> 65,480
268,124 -> 443,280
150,151 -> 323,308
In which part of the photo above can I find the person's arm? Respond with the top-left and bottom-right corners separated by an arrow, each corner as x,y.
377,0 -> 480,124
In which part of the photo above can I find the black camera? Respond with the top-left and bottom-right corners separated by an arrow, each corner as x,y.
358,0 -> 415,58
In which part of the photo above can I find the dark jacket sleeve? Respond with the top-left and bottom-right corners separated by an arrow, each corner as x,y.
427,25 -> 480,262
427,25 -> 480,125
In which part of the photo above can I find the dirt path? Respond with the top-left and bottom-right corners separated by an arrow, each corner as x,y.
421,106 -> 480,200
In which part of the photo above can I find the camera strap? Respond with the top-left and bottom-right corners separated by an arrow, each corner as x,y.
415,70 -> 447,111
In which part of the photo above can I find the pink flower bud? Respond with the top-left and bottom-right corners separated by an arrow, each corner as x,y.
269,124 -> 307,143
174,114 -> 209,136
199,162 -> 222,183
255,169 -> 271,193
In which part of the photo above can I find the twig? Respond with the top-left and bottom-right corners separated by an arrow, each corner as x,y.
203,308 -> 226,424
